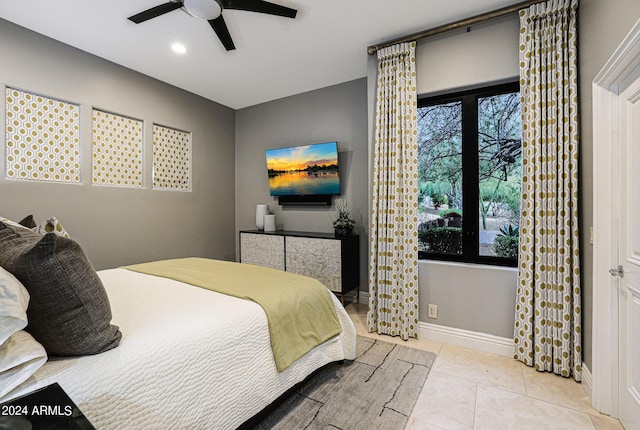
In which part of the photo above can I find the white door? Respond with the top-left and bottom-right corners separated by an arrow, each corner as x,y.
617,75 -> 640,430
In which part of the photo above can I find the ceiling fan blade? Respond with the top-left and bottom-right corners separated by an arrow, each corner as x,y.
223,0 -> 297,19
128,1 -> 184,24
209,16 -> 236,51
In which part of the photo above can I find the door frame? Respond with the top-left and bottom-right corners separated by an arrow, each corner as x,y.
592,19 -> 640,417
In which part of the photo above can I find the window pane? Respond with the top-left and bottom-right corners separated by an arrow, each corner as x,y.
477,92 -> 521,258
417,101 -> 463,255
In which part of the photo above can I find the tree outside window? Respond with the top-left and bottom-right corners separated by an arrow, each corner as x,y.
417,82 -> 522,266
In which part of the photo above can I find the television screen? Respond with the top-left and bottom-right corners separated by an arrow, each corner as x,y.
266,142 -> 341,196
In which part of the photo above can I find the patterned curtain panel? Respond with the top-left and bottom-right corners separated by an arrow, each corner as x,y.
515,0 -> 581,381
367,42 -> 419,340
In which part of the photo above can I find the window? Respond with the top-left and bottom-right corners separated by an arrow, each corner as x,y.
417,82 -> 521,266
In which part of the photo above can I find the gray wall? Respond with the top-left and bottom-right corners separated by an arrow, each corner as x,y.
414,16 -> 520,338
419,262 -> 517,338
416,15 -> 520,95
0,19 -> 237,270
235,79 -> 368,290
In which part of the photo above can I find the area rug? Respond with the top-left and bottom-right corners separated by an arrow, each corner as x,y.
254,335 -> 436,430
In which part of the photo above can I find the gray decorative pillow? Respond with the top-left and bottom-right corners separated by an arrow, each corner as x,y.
0,222 -> 121,356
18,215 -> 37,229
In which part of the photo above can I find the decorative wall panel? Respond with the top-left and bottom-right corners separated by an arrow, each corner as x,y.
5,87 -> 80,183
92,109 -> 143,188
152,124 -> 191,191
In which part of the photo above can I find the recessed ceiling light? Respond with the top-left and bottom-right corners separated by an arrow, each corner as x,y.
172,43 -> 187,54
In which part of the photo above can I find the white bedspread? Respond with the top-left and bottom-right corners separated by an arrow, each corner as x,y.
2,268 -> 357,429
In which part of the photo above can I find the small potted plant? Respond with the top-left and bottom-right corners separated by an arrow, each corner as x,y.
333,199 -> 355,237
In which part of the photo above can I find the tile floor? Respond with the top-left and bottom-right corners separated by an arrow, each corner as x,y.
344,303 -> 624,430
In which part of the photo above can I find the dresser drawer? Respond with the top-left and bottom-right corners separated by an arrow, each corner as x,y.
286,236 -> 341,256
285,236 -> 342,292
238,230 -> 360,297
241,233 -> 284,251
240,233 -> 285,270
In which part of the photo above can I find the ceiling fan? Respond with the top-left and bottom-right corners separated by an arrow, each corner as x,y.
128,0 -> 297,51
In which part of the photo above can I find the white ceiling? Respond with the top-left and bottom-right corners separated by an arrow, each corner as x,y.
0,0 -> 523,109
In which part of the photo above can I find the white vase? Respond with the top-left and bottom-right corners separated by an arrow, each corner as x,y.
264,214 -> 276,232
256,205 -> 269,230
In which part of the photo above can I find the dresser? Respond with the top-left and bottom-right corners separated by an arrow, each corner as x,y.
239,230 -> 360,303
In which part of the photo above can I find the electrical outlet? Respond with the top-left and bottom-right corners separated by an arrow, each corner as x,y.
428,304 -> 438,319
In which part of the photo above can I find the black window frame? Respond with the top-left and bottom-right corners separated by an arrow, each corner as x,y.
417,81 -> 521,268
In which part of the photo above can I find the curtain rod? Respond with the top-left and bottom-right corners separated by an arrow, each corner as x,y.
367,0 -> 542,55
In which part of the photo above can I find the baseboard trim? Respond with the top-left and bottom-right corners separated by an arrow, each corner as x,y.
360,292 -> 513,358
581,362 -> 593,399
418,322 -> 514,357
358,290 -> 370,303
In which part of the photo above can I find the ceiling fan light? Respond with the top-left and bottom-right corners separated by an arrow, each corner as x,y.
183,0 -> 222,20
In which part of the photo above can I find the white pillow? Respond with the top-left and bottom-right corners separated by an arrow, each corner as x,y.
0,330 -> 47,399
0,266 -> 29,344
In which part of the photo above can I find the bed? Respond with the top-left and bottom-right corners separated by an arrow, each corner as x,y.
0,220 -> 356,429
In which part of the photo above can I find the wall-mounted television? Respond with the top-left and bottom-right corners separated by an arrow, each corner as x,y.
265,141 -> 340,205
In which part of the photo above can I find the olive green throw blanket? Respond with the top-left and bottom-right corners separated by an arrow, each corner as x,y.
123,258 -> 342,372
